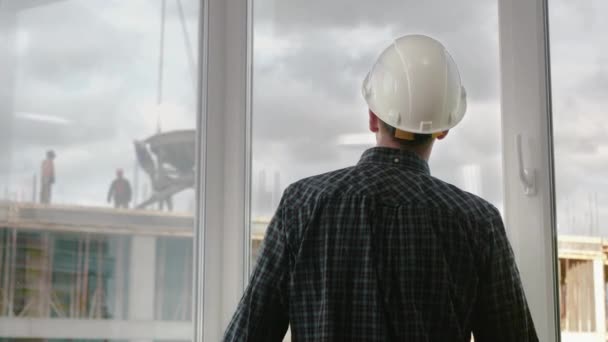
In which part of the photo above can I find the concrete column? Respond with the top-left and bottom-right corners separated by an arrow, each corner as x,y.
593,258 -> 606,339
113,237 -> 126,319
129,236 -> 157,342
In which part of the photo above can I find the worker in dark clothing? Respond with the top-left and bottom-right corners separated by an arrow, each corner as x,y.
224,35 -> 538,341
107,169 -> 132,209
155,167 -> 173,212
40,150 -> 56,204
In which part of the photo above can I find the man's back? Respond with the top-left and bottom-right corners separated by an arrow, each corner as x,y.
224,147 -> 537,341
41,159 -> 54,183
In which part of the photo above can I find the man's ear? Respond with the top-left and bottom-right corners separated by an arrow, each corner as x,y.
436,131 -> 449,140
369,110 -> 379,133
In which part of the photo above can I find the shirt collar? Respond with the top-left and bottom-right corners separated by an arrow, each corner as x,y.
357,147 -> 430,175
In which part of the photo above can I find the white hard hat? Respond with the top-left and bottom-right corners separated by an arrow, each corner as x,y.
362,35 -> 467,135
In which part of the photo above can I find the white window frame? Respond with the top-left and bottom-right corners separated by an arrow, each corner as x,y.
194,0 -> 252,340
196,0 -> 563,340
498,0 -> 560,340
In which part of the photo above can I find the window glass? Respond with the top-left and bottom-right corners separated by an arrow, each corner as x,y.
549,0 -> 608,339
250,5 -> 501,342
0,1 -> 200,341
251,1 -> 502,261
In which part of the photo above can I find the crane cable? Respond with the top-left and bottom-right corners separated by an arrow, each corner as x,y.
176,0 -> 197,93
157,0 -> 197,133
156,0 -> 167,133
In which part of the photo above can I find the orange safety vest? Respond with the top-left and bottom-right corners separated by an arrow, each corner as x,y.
42,160 -> 54,180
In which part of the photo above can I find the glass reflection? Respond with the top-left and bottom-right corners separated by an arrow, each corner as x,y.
0,1 -> 200,341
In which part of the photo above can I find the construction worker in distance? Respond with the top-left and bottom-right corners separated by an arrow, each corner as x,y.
224,35 -> 538,341
107,168 -> 132,209
40,150 -> 56,204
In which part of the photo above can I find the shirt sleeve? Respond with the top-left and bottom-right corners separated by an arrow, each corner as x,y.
107,181 -> 115,202
472,210 -> 539,342
223,201 -> 290,341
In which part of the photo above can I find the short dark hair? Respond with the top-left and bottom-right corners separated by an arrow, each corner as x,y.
379,120 -> 433,147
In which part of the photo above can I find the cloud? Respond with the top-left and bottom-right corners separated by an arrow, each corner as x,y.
255,0 -> 500,101
549,0 -> 608,234
1,0 -> 607,235
252,2 -> 504,214
251,0 -> 608,233
260,0 -> 493,33
1,1 -> 198,210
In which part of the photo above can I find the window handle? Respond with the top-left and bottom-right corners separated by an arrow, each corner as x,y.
517,133 -> 537,196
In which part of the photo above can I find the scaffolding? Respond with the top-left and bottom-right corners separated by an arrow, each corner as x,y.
0,201 -> 194,323
5,201 -> 608,341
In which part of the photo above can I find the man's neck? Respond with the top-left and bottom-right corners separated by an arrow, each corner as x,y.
375,141 -> 431,161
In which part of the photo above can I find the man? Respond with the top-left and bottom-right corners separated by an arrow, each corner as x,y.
224,35 -> 537,341
107,168 -> 132,209
40,150 -> 55,204
155,167 -> 173,212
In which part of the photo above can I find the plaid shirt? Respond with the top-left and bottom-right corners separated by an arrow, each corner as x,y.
224,147 -> 538,341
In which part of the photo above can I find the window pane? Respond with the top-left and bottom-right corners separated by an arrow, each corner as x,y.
550,0 -> 608,339
251,0 -> 501,339
0,1 -> 200,341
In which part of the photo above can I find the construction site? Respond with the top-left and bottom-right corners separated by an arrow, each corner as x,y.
0,201 -> 605,341
0,201 -> 194,341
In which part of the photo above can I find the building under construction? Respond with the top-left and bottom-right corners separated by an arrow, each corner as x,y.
0,201 -> 607,341
0,201 -> 194,341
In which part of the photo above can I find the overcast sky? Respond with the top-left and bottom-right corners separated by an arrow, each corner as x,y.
1,0 -> 199,210
0,0 -> 606,236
